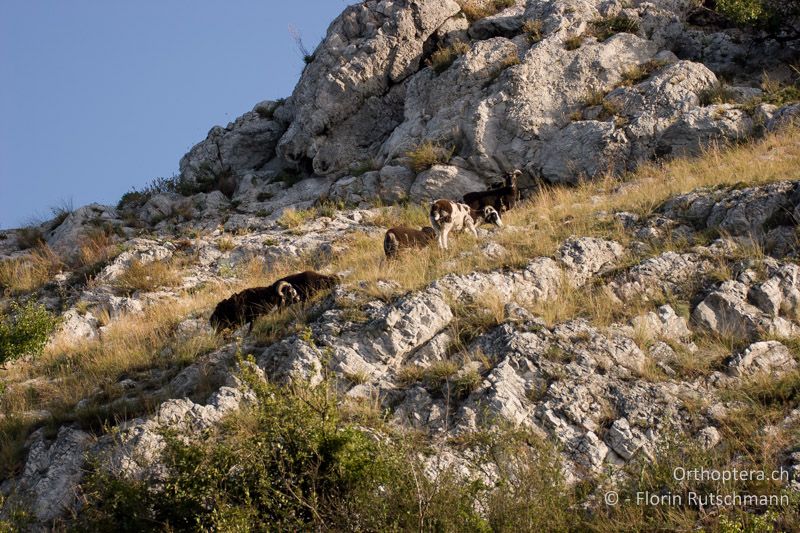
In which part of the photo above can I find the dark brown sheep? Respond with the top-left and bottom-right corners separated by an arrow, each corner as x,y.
274,270 -> 339,302
210,281 -> 298,333
384,226 -> 437,258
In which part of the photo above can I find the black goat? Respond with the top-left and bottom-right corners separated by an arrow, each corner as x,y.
463,169 -> 521,213
384,226 -> 437,258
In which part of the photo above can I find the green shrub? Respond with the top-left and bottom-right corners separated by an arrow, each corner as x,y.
254,101 -> 278,119
78,364 -> 578,531
0,301 -> 59,365
716,0 -> 768,23
351,158 -> 379,176
75,357 -> 800,531
714,0 -> 800,26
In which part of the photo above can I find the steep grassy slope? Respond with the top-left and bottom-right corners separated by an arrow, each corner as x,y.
1,127 -> 800,530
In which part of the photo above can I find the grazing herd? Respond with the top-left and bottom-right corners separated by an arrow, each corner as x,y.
210,170 -> 522,332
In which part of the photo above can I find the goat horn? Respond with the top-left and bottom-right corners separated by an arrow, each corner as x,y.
276,281 -> 296,298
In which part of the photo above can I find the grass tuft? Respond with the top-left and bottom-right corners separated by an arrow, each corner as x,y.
114,259 -> 182,295
590,15 -> 639,41
564,34 -> 583,50
405,141 -> 455,173
458,0 -> 516,22
522,19 -> 544,43
426,41 -> 470,73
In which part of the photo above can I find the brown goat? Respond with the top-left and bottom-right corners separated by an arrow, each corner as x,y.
210,281 -> 298,333
384,226 -> 437,258
463,169 -> 521,213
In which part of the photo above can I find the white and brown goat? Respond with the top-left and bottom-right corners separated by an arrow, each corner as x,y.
429,200 -> 502,250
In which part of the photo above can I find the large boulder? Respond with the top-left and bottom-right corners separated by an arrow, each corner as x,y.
170,0 -> 797,205
275,0 -> 461,175
3,427 -> 92,522
179,101 -> 288,188
409,164 -> 486,201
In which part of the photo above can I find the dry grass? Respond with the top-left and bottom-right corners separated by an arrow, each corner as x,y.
426,41 -> 470,74
405,141 -> 455,173
589,15 -> 639,41
668,335 -> 732,378
522,19 -> 543,43
0,246 -> 63,294
449,293 -> 507,352
277,207 -> 315,229
217,236 -> 236,252
458,0 -> 515,22
492,50 -> 520,78
617,59 -> 665,87
584,89 -> 607,107
564,35 -> 583,50
0,253 -> 313,476
0,227 -> 120,295
16,227 -> 45,250
74,228 -> 121,280
523,275 -> 654,328
0,289 -> 224,476
338,126 -> 800,302
368,202 -> 430,229
113,259 -> 183,294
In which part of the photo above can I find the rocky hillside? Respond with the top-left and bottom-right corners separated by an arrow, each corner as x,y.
1,0 -> 800,530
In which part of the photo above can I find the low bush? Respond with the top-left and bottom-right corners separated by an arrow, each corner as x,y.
711,0 -> 800,29
77,365 -> 575,531
15,227 -> 44,250
117,165 -> 236,210
0,301 -> 60,366
761,74 -> 800,106
275,169 -> 304,187
77,361 -> 798,530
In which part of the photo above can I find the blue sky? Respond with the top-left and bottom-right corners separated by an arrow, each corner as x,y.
0,1 -> 348,229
